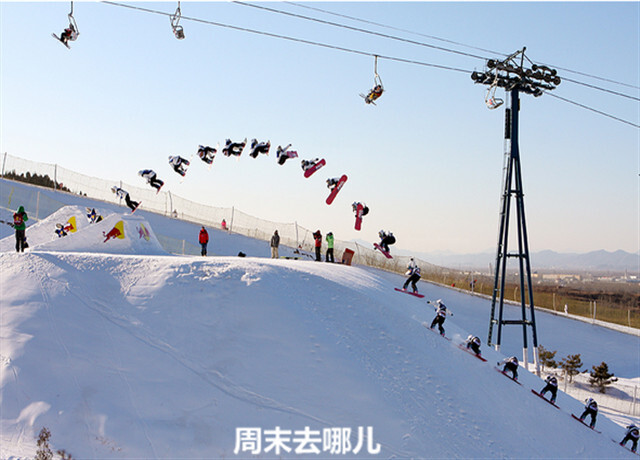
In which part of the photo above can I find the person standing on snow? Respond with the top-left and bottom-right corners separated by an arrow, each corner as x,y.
429,299 -> 451,336
540,375 -> 558,404
620,424 -> 639,453
270,230 -> 280,259
325,232 -> 335,263
13,205 -> 28,252
199,226 -> 209,256
402,258 -> 421,293
313,230 -> 322,262
501,356 -> 519,380
579,398 -> 598,428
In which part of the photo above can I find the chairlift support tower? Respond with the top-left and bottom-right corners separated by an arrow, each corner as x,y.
471,48 -> 561,375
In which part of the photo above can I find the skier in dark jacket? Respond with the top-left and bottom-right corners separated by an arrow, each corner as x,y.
13,205 -> 28,252
199,226 -> 209,256
579,398 -> 598,428
620,424 -> 639,453
540,375 -> 558,404
139,169 -> 164,191
313,230 -> 322,261
402,258 -> 421,293
111,186 -> 140,212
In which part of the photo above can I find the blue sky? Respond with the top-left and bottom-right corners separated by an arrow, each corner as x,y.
1,1 -> 638,254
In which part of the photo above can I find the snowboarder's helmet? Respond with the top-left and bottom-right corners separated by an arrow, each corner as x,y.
111,186 -> 117,193
138,170 -> 144,176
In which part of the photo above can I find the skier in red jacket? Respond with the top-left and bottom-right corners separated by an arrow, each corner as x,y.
313,230 -> 322,262
199,226 -> 209,256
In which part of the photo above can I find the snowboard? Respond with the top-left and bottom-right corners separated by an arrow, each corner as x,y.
303,159 -> 326,178
373,243 -> 392,259
326,175 -> 347,205
52,33 -> 70,49
495,366 -> 522,385
423,322 -> 451,341
614,440 -> 639,456
458,344 -> 487,362
571,414 -> 601,433
131,201 -> 142,214
394,288 -> 425,298
156,183 -> 164,195
354,203 -> 364,231
531,389 -> 559,408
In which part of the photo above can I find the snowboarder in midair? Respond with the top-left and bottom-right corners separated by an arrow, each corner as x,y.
111,186 -> 140,212
326,177 -> 342,190
301,158 -> 320,172
197,145 -> 217,164
465,335 -> 482,356
429,299 -> 450,336
277,144 -> 297,165
540,375 -> 558,404
249,139 -> 270,158
579,398 -> 598,429
352,202 -> 369,217
168,155 -> 190,177
620,424 -> 639,453
138,169 -> 164,191
501,356 -> 519,380
402,258 -> 421,294
378,230 -> 396,253
222,139 -> 246,157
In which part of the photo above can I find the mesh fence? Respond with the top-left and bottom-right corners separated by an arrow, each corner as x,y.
0,152 -> 443,276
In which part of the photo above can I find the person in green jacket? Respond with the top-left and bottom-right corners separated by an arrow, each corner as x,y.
13,205 -> 28,252
325,231 -> 335,263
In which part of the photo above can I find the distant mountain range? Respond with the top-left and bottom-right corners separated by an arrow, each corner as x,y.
392,248 -> 639,273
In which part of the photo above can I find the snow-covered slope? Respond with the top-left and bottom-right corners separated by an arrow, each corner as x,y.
0,252 -> 636,458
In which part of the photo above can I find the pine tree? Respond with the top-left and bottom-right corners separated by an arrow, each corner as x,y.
589,361 -> 618,394
538,345 -> 558,371
559,353 -> 583,383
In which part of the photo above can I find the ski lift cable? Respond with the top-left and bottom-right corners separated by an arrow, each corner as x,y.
233,1 -> 492,62
284,0 -> 640,91
100,1 -> 471,74
284,1 -> 507,59
546,93 -> 639,129
99,1 -> 638,128
558,77 -> 639,102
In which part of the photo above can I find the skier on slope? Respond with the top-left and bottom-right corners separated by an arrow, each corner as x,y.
620,424 -> 639,453
429,299 -> 451,337
402,258 -> 421,294
138,169 -> 164,191
378,230 -> 396,253
579,398 -> 598,429
539,375 -> 558,404
501,356 -> 519,380
465,335 -> 482,356
111,186 -> 140,212
249,139 -> 270,158
222,139 -> 246,157
197,145 -> 217,164
168,155 -> 190,177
